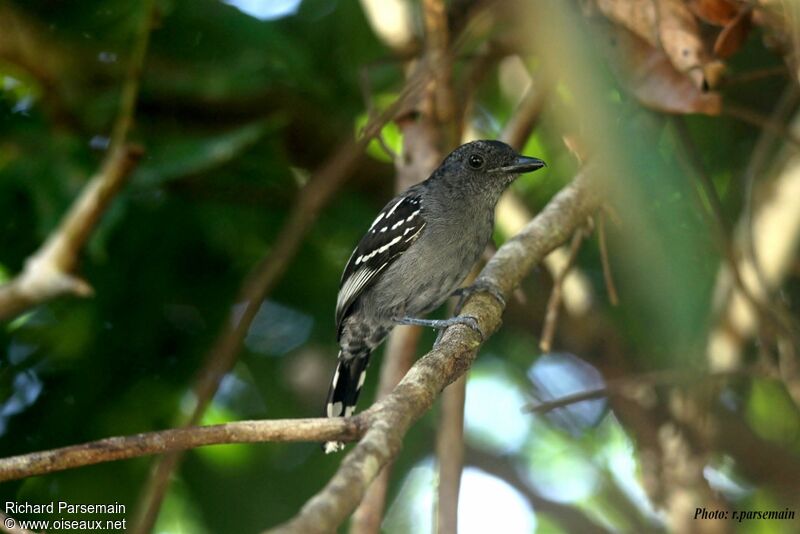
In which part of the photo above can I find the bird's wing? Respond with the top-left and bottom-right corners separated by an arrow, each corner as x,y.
335,192 -> 426,333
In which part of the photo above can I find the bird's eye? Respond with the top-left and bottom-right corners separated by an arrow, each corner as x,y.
467,154 -> 485,169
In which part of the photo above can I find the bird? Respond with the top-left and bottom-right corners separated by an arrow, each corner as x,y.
323,139 -> 546,453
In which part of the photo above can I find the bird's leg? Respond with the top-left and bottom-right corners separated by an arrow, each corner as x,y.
451,278 -> 506,313
393,315 -> 483,341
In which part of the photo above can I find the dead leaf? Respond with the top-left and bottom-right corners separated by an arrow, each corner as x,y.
596,0 -> 658,46
714,8 -> 753,58
603,24 -> 722,115
595,0 -> 721,90
687,0 -> 740,26
656,0 -> 709,88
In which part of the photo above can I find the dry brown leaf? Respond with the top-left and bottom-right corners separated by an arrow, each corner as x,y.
596,0 -> 721,89
656,0 -> 709,89
596,0 -> 658,46
714,8 -> 753,58
686,0 -> 740,26
605,24 -> 722,115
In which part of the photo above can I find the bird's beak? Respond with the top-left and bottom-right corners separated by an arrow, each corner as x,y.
491,155 -> 547,174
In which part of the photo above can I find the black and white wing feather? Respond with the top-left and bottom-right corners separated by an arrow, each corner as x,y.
335,193 -> 426,332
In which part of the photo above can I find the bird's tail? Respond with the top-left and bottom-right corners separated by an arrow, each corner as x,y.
323,351 -> 370,454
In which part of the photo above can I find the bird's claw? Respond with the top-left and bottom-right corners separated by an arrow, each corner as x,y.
453,279 -> 506,313
433,314 -> 484,345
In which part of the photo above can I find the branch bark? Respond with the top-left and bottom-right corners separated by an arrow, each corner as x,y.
0,418 -> 364,483
435,374 -> 466,534
0,145 -> 143,320
265,169 -> 600,533
349,326 -> 420,534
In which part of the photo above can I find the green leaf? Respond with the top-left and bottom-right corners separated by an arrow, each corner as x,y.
746,379 -> 800,446
135,119 -> 282,187
354,94 -> 403,163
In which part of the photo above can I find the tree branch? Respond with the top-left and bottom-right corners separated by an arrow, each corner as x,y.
350,326 -> 420,534
435,374 -> 466,534
265,169 -> 600,533
0,0 -> 155,321
0,417 -> 365,483
0,144 -> 144,321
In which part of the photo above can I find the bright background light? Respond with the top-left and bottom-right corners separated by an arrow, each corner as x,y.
222,0 -> 302,21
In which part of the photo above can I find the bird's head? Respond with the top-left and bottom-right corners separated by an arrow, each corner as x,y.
435,140 -> 546,200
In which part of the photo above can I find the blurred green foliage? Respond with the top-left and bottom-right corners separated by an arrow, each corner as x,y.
1,0 -> 799,533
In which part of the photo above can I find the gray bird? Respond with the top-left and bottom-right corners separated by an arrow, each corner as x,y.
324,140 -> 546,453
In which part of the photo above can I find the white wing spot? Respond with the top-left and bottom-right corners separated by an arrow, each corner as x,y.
344,406 -> 355,417
332,366 -> 340,389
386,198 -> 405,218
368,211 -> 385,231
380,226 -> 388,232
357,370 -> 367,390
330,401 -> 344,417
404,222 -> 425,243
356,235 -> 402,265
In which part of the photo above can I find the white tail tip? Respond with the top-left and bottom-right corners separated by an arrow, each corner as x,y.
323,441 -> 345,454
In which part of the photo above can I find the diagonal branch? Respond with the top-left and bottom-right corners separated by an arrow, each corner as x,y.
0,0 -> 155,321
266,169 -> 600,534
0,145 -> 143,321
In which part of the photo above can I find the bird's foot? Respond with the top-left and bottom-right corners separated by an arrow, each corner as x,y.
452,279 -> 506,313
394,315 -> 483,341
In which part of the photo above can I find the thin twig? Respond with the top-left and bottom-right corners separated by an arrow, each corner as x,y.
423,0 -> 455,129
741,83 -> 800,308
500,84 -> 547,149
0,417 -> 364,483
673,117 -> 800,349
540,226 -> 587,352
723,102 -> 800,147
722,65 -> 788,87
523,366 -> 758,414
110,0 -> 155,149
265,169 -> 600,534
598,212 -> 619,306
